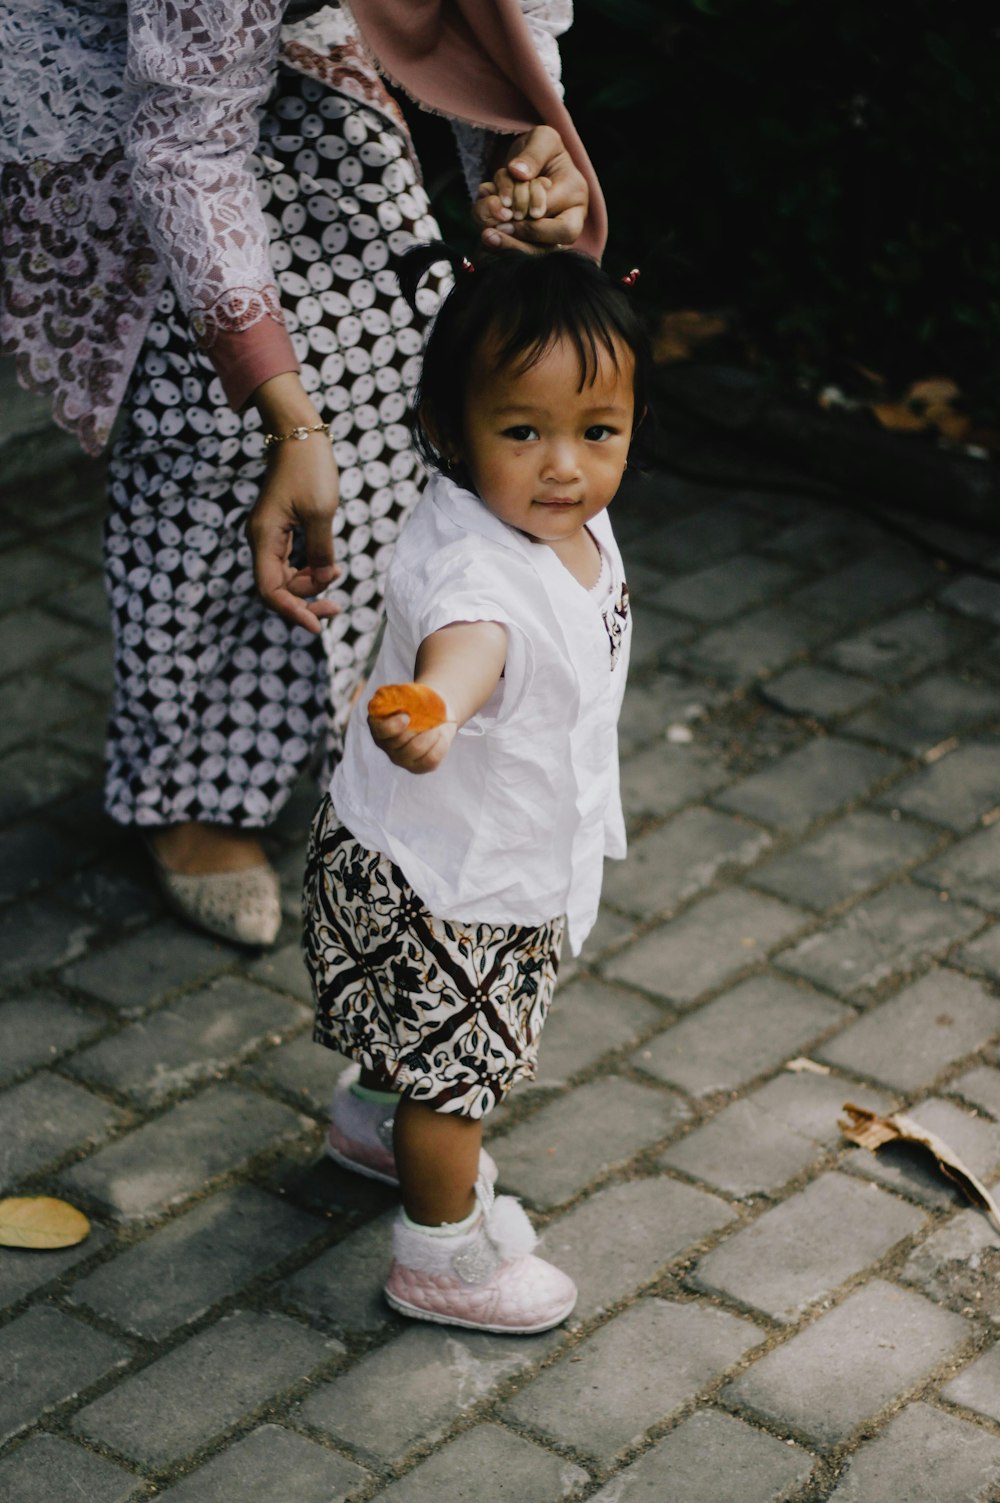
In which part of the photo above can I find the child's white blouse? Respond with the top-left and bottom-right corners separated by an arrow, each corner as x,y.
329,472 -> 631,955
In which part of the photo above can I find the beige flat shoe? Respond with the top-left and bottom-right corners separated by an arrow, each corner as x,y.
149,854 -> 283,948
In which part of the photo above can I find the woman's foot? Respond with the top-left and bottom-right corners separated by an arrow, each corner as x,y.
146,823 -> 282,948
384,1176 -> 576,1334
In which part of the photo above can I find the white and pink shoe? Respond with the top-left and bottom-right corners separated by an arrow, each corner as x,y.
385,1177 -> 577,1334
326,1064 -> 498,1188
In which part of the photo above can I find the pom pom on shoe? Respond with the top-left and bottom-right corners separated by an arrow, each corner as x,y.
368,683 -> 447,733
484,1194 -> 538,1259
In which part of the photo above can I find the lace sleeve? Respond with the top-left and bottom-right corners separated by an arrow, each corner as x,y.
450,0 -> 574,196
124,0 -> 285,346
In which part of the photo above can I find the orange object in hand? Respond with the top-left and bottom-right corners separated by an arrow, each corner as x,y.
368,683 -> 448,733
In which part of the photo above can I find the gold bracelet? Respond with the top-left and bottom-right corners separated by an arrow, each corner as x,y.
263,420 -> 332,449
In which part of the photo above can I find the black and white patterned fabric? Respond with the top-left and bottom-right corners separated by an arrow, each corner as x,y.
104,67 -> 447,828
304,796 -> 565,1119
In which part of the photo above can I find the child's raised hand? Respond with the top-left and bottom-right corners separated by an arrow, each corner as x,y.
368,683 -> 457,774
476,173 -> 551,243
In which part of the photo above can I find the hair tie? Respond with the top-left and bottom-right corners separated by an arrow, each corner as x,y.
461,257 -> 475,273
621,268 -> 640,287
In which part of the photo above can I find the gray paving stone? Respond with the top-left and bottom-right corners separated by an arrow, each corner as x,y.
775,885 -> 982,996
712,736 -> 903,834
534,976 -> 663,1088
249,940 -> 314,1003
658,1097 -> 821,1198
692,1172 -> 925,1322
0,743 -> 95,824
759,508 -> 887,567
0,897 -> 96,984
57,860 -> 163,932
0,1306 -> 131,1444
588,1408 -> 815,1503
243,1031 -> 350,1115
545,1176 -> 735,1321
939,573 -> 1000,626
0,992 -> 104,1085
57,639 -> 114,697
66,976 -> 308,1106
952,1066 -> 1000,1119
918,824 -> 1000,914
605,889 -> 807,1007
300,1323 -> 559,1466
626,603 -> 696,670
602,806 -> 772,919
957,922 -> 1000,983
617,670 -> 724,760
60,919 -> 230,1014
666,602 -> 829,685
69,1185 -> 325,1339
0,1435 -> 141,1503
496,1075 -> 689,1209
49,573 -> 109,631
619,740 -> 729,830
879,743 -> 1000,831
749,810 -> 940,912
743,1070 -> 891,1149
637,502 -> 770,575
791,549 -> 937,629
845,675 -> 1000,755
72,1310 -> 342,1468
824,605 -> 984,683
0,820 -> 89,904
943,1344 -> 1000,1425
844,1098 -> 1000,1210
759,663 -> 879,720
633,974 -> 849,1097
816,969 -> 1000,1090
0,1226 -> 110,1313
279,1211 -> 397,1335
0,543 -> 89,612
828,1400 -> 1000,1502
504,1298 -> 763,1460
901,1209 -> 1000,1322
0,1071 -> 123,1185
0,675 -> 97,755
60,1084 -> 310,1221
650,553 -> 801,622
156,1424 -> 369,1503
0,606 -> 94,678
369,1423 -> 588,1503
723,1279 -> 969,1447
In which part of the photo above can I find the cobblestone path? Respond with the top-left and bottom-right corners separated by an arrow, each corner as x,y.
5,450 -> 1000,1501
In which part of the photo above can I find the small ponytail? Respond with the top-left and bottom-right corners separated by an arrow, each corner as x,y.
395,240 -> 469,314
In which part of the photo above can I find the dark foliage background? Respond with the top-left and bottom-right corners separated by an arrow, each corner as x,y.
408,0 -> 998,417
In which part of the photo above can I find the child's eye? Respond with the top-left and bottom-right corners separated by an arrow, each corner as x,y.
585,424 -> 616,442
502,425 -> 538,441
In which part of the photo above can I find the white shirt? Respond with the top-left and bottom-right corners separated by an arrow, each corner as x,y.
330,472 -> 631,955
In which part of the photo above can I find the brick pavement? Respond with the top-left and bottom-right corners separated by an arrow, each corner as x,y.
6,430 -> 1000,1501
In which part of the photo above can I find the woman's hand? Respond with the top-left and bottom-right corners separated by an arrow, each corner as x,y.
246,373 -> 341,633
473,125 -> 588,252
368,708 -> 458,775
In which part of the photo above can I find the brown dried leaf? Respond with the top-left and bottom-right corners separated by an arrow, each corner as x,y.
0,1196 -> 91,1250
653,310 -> 728,365
926,405 -> 972,442
839,1104 -> 1000,1233
871,401 -> 929,433
906,377 -> 961,405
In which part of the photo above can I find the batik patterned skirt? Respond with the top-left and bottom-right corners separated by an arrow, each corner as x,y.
104,65 -> 448,828
303,795 -> 565,1119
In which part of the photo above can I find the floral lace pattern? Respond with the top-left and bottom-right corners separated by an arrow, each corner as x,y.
0,1 -> 570,452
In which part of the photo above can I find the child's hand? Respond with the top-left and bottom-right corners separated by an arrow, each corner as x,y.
368,683 -> 456,774
476,173 -> 551,239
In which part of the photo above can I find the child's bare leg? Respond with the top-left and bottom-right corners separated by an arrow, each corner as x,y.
393,1097 -> 482,1226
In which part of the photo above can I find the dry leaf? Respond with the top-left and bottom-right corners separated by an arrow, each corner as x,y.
871,401 -> 929,433
906,377 -> 961,405
653,310 -> 728,365
785,1057 -> 831,1075
839,1104 -> 1000,1233
0,1196 -> 91,1250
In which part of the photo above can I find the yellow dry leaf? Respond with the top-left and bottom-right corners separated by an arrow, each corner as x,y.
906,377 -> 961,406
871,401 -> 928,432
653,310 -> 728,365
0,1196 -> 91,1250
926,405 -> 972,441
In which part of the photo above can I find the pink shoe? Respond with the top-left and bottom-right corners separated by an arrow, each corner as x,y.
385,1178 -> 577,1334
326,1064 -> 498,1188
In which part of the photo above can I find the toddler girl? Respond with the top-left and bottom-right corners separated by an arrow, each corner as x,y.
303,244 -> 649,1333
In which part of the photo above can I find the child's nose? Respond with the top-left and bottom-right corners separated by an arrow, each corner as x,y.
542,441 -> 580,481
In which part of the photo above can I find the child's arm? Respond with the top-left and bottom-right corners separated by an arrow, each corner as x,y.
368,620 -> 507,775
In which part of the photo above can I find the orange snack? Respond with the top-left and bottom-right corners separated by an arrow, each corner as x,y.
368,682 -> 447,733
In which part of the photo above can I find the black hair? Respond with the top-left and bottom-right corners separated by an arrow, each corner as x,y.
396,242 -> 652,475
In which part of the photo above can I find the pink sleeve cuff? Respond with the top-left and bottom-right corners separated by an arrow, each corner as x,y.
208,319 -> 301,411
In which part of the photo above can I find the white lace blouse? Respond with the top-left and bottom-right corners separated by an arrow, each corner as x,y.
0,1 -> 571,452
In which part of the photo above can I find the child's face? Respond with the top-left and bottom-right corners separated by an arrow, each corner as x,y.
459,333 -> 635,546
